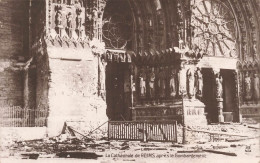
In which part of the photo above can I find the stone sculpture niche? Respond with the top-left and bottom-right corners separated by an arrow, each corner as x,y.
76,8 -> 83,37
158,67 -> 166,98
253,73 -> 260,100
195,68 -> 203,99
244,72 -> 252,100
169,69 -> 177,98
66,12 -> 73,37
215,73 -> 223,99
187,69 -> 195,98
148,68 -> 156,98
54,6 -> 63,36
139,68 -> 146,99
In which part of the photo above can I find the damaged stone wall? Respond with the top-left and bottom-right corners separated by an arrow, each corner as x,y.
35,53 -> 49,111
45,47 -> 107,136
0,0 -> 29,106
0,70 -> 24,106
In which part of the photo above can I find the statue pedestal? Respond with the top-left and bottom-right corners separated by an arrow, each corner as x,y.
183,99 -> 207,126
217,98 -> 224,123
218,115 -> 224,122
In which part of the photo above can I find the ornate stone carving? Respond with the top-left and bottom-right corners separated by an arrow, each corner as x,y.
148,68 -> 156,98
169,69 -> 177,97
191,0 -> 237,57
176,0 -> 185,47
76,8 -> 83,37
66,12 -> 73,37
253,73 -> 260,100
139,68 -> 146,98
195,68 -> 203,99
215,72 -> 223,99
158,67 -> 166,98
54,6 -> 63,35
244,72 -> 252,100
187,69 -> 195,98
53,0 -> 83,7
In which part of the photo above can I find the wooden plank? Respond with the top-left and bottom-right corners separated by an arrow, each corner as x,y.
203,149 -> 237,156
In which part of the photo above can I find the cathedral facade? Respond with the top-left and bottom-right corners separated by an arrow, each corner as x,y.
0,0 -> 259,136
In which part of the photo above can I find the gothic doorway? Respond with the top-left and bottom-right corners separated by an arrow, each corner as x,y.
103,0 -> 134,121
202,68 -> 237,123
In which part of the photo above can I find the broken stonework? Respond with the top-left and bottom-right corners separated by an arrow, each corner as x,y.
45,47 -> 108,137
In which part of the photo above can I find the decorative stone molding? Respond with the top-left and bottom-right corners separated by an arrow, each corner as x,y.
237,60 -> 259,104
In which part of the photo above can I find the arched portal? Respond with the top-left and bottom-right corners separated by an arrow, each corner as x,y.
102,0 -> 135,120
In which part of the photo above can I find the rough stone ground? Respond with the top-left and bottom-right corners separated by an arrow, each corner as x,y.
0,123 -> 259,162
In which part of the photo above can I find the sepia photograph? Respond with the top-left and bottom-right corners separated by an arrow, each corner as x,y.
0,0 -> 259,162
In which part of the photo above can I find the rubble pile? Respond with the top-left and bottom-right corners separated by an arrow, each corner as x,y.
0,123 -> 259,160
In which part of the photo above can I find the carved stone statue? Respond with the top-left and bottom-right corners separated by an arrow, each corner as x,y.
55,9 -> 63,35
169,69 -> 177,97
253,73 -> 259,100
215,73 -> 223,98
158,67 -> 166,98
195,68 -> 203,99
244,72 -> 252,100
66,12 -> 73,37
187,69 -> 195,98
148,68 -> 156,98
76,9 -> 83,37
139,68 -> 146,98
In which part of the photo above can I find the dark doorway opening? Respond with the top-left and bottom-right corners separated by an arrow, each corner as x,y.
221,69 -> 236,122
202,68 -> 217,123
106,62 -> 131,121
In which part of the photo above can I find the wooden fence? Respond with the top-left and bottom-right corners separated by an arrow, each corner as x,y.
108,121 -> 178,142
0,106 -> 48,127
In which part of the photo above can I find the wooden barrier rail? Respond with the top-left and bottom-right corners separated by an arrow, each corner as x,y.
0,106 -> 48,127
108,121 -> 178,142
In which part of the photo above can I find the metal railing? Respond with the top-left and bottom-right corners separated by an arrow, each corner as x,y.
0,106 -> 48,127
108,121 -> 178,142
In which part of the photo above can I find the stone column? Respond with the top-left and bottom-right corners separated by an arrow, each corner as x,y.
213,69 -> 224,123
178,60 -> 187,97
178,60 -> 187,144
98,55 -> 107,100
233,71 -> 241,122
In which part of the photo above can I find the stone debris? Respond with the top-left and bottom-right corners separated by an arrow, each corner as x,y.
20,153 -> 40,159
0,123 -> 259,160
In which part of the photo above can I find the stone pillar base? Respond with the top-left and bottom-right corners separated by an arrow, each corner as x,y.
183,99 -> 207,126
218,115 -> 224,123
216,98 -> 224,123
